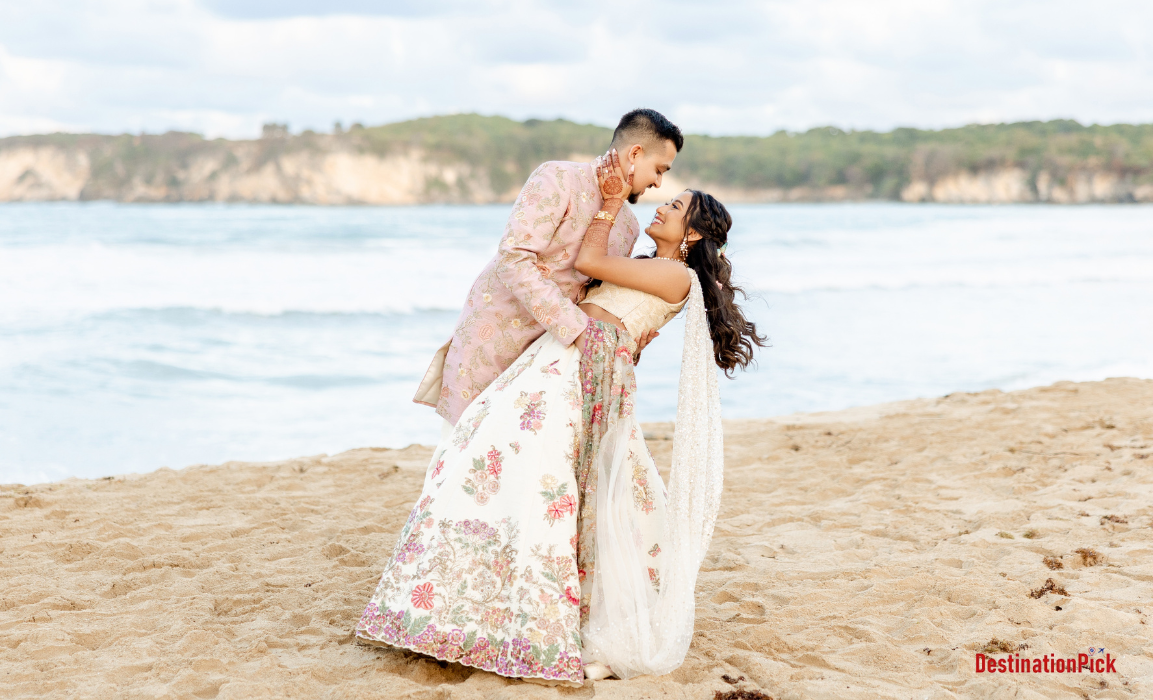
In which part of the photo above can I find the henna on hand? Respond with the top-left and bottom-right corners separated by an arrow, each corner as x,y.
584,219 -> 611,248
597,148 -> 634,202
600,197 -> 624,214
588,155 -> 621,249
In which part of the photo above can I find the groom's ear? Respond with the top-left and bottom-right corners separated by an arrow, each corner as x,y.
623,143 -> 645,163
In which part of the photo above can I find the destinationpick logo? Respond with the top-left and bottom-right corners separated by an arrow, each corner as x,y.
975,647 -> 1117,674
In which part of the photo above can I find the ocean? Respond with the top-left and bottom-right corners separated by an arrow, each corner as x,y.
2,202 -> 1152,484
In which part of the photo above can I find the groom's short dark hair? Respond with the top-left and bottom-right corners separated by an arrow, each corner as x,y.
611,109 -> 684,152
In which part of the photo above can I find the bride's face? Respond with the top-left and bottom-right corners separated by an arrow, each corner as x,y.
644,191 -> 694,243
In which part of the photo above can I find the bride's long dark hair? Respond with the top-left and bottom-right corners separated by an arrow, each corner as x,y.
679,190 -> 769,375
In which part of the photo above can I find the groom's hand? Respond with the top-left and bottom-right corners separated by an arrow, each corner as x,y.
634,329 -> 659,364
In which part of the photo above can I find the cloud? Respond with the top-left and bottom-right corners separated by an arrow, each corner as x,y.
199,0 -> 470,20
1,0 -> 1151,138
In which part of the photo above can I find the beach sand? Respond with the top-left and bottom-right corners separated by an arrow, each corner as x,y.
2,378 -> 1151,699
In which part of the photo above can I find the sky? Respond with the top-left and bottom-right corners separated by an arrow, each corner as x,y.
1,0 -> 1151,139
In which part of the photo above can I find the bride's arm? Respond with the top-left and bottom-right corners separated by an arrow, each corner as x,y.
576,151 -> 690,304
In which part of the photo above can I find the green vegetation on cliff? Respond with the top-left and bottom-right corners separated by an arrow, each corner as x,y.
358,115 -> 1153,197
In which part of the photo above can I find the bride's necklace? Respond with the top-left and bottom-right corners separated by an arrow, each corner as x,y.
653,256 -> 686,266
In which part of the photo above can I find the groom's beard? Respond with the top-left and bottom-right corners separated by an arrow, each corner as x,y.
628,192 -> 639,205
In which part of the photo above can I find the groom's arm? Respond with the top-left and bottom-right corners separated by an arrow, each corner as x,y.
495,162 -> 587,345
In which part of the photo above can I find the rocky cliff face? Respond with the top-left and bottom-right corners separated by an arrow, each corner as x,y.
0,137 -> 510,205
3,134 -> 1152,205
0,146 -> 91,201
900,167 -> 1153,203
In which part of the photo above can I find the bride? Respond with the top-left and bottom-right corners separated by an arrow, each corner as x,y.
354,150 -> 767,685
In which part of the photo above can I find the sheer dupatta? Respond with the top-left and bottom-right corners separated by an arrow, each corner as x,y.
581,269 -> 725,678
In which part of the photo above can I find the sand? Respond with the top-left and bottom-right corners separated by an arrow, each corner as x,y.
2,378 -> 1151,699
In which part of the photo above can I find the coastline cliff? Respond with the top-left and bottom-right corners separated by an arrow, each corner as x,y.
2,115 -> 1152,204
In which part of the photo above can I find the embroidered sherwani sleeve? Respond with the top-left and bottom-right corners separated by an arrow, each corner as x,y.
495,163 -> 588,345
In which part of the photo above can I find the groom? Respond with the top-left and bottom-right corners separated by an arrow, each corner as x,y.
415,108 -> 684,427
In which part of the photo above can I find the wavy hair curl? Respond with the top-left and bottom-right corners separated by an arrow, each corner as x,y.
678,190 -> 769,375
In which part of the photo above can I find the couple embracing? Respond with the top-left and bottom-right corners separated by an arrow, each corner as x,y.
354,109 -> 766,685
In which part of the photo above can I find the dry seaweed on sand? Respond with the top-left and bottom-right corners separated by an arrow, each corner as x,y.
981,637 -> 1021,654
1074,548 -> 1103,566
1099,514 -> 1128,525
1028,578 -> 1070,599
715,690 -> 774,700
1043,556 -> 1064,570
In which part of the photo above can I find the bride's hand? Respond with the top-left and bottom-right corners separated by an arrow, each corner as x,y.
596,148 -> 633,204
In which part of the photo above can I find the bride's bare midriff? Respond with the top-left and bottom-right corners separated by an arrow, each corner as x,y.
579,303 -> 626,332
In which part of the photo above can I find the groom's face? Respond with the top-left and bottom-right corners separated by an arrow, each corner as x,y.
625,140 -> 678,204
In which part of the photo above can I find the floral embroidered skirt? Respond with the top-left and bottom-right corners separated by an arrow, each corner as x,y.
354,319 -> 668,685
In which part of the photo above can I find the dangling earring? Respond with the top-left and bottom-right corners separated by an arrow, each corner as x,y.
679,234 -> 689,261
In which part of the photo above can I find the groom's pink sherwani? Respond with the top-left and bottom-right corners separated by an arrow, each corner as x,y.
417,160 -> 640,425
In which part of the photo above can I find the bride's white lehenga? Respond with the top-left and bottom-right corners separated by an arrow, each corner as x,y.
354,271 -> 724,684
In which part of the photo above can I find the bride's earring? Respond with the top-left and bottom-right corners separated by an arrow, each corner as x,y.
679,235 -> 689,261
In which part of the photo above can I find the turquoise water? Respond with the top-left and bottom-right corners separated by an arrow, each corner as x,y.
2,202 -> 1152,484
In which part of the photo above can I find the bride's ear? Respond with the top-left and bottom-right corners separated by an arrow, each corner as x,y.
685,228 -> 703,243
